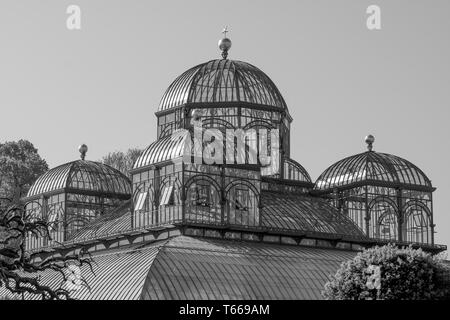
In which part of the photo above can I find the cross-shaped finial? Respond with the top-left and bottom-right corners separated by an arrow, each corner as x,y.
222,26 -> 229,38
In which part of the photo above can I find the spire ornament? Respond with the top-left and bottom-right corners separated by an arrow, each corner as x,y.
218,26 -> 232,59
222,26 -> 229,38
365,135 -> 375,151
79,144 -> 88,160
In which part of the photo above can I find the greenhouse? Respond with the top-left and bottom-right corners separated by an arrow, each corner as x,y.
2,33 -> 445,300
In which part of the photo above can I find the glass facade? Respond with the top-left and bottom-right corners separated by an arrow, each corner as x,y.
315,152 -> 435,245
9,39 -> 446,302
24,54 -> 439,252
24,160 -> 131,250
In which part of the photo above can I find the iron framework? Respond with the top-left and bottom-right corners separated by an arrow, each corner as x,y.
24,160 -> 131,250
314,150 -> 435,245
158,59 -> 288,112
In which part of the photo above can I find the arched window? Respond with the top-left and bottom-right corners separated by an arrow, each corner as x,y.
369,198 -> 398,241
185,178 -> 221,224
244,121 -> 276,171
343,199 -> 366,234
404,201 -> 432,244
47,203 -> 65,245
377,211 -> 398,241
226,181 -> 259,227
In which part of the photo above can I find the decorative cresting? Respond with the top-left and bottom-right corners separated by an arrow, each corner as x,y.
27,148 -> 132,198
158,59 -> 288,111
314,136 -> 433,192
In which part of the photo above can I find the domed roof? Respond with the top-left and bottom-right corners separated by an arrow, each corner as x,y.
133,129 -> 190,170
314,151 -> 433,192
158,59 -> 288,112
283,157 -> 312,183
27,160 -> 132,198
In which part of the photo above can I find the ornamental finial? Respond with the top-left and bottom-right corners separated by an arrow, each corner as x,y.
365,135 -> 375,151
78,144 -> 88,160
218,26 -> 232,59
222,26 -> 229,38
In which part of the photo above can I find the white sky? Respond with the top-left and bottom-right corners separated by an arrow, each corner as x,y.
0,0 -> 449,250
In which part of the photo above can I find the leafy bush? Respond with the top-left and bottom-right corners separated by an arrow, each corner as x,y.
323,244 -> 450,300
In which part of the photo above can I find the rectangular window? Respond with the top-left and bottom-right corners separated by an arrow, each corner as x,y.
47,210 -> 58,224
235,189 -> 249,212
166,113 -> 175,123
141,171 -> 149,181
191,184 -> 211,207
160,186 -> 174,206
134,192 -> 148,211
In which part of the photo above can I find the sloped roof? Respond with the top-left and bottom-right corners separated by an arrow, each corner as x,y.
1,242 -> 164,300
66,200 -> 132,242
141,236 -> 356,300
261,191 -> 365,238
0,236 -> 357,300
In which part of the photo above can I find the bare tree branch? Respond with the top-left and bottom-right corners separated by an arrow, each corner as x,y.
0,201 -> 93,300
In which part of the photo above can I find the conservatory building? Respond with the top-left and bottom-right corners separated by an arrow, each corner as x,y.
1,34 -> 445,300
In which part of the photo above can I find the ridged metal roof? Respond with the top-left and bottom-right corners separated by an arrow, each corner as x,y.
261,191 -> 365,237
140,236 -> 356,300
1,242 -> 164,300
67,200 -> 132,242
315,151 -> 433,192
0,236 -> 356,300
158,59 -> 288,111
133,130 -> 189,170
27,160 -> 132,198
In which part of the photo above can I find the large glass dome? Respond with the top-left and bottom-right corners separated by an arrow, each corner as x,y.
158,59 -> 288,112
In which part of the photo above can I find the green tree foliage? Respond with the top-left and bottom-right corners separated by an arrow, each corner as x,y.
0,140 -> 48,202
101,148 -> 143,178
323,244 -> 450,300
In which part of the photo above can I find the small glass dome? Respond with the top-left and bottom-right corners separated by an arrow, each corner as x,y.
314,151 -> 433,192
24,156 -> 132,251
27,160 -> 131,198
158,59 -> 288,112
